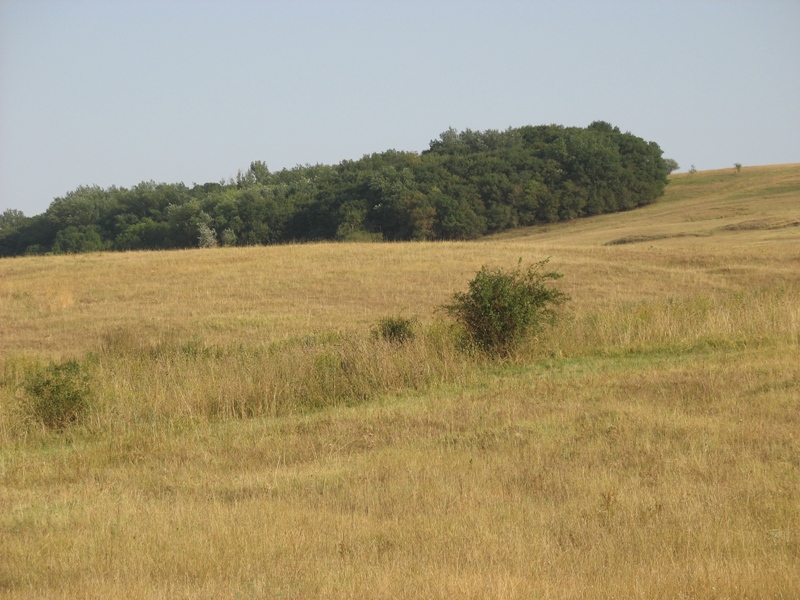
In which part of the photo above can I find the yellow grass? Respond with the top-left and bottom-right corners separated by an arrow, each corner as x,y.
2,164 -> 798,360
1,164 -> 799,598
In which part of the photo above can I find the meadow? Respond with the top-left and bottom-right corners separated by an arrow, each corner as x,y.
1,164 -> 798,598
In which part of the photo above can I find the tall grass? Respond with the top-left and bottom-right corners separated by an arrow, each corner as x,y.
95,323 -> 470,421
3,282 -> 796,440
1,322 -> 476,439
548,284 -> 800,357
1,165 -> 799,598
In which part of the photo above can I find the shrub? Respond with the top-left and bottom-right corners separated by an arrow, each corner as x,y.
197,223 -> 218,248
444,259 -> 568,357
23,361 -> 91,430
372,315 -> 416,345
220,228 -> 238,247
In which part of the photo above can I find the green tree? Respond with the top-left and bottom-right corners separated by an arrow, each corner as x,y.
53,226 -> 106,254
0,209 -> 26,231
249,160 -> 271,184
0,121 -> 673,255
114,219 -> 172,250
220,228 -> 238,246
167,201 -> 213,247
197,223 -> 218,248
664,158 -> 680,174
0,209 -> 30,257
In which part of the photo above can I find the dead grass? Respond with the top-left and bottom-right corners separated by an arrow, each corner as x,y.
1,164 -> 799,598
2,347 -> 797,598
2,163 -> 798,360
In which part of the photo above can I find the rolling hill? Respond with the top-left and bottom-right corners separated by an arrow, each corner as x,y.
0,164 -> 798,598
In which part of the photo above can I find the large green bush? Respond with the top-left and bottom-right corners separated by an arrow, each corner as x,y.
23,361 -> 91,430
444,259 -> 568,356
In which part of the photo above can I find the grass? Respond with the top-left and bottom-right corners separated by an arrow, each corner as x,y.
1,164 -> 799,598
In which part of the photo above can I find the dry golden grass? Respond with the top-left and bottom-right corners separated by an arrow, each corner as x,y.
1,164 -> 799,598
2,164 -> 797,361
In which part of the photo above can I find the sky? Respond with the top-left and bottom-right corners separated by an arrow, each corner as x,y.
1,0 -> 798,216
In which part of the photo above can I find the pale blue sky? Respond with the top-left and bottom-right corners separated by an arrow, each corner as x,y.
1,0 -> 798,216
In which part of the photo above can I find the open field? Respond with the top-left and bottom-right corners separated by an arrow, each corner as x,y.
1,164 -> 799,598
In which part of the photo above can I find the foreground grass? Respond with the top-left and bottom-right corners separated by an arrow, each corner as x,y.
2,341 -> 797,598
1,165 -> 799,598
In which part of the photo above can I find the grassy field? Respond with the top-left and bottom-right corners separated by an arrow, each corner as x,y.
1,164 -> 799,598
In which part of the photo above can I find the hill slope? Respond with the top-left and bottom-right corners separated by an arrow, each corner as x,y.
494,162 -> 800,246
1,164 -> 798,358
0,165 -> 798,599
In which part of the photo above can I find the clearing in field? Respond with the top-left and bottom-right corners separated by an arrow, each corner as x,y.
1,164 -> 798,598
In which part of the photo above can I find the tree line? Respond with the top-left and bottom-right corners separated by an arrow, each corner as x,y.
0,121 -> 671,256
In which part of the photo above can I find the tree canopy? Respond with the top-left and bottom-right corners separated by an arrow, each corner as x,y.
0,122 -> 670,256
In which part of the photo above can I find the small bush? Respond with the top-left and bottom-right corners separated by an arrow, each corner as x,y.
220,228 -> 238,247
372,316 -> 416,345
444,259 -> 568,357
197,223 -> 218,248
23,361 -> 91,430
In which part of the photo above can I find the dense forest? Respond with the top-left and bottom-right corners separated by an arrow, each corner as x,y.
0,121 -> 671,256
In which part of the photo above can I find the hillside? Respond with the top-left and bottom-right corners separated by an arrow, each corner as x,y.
1,163 -> 797,359
494,162 -> 800,245
1,165 -> 798,598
